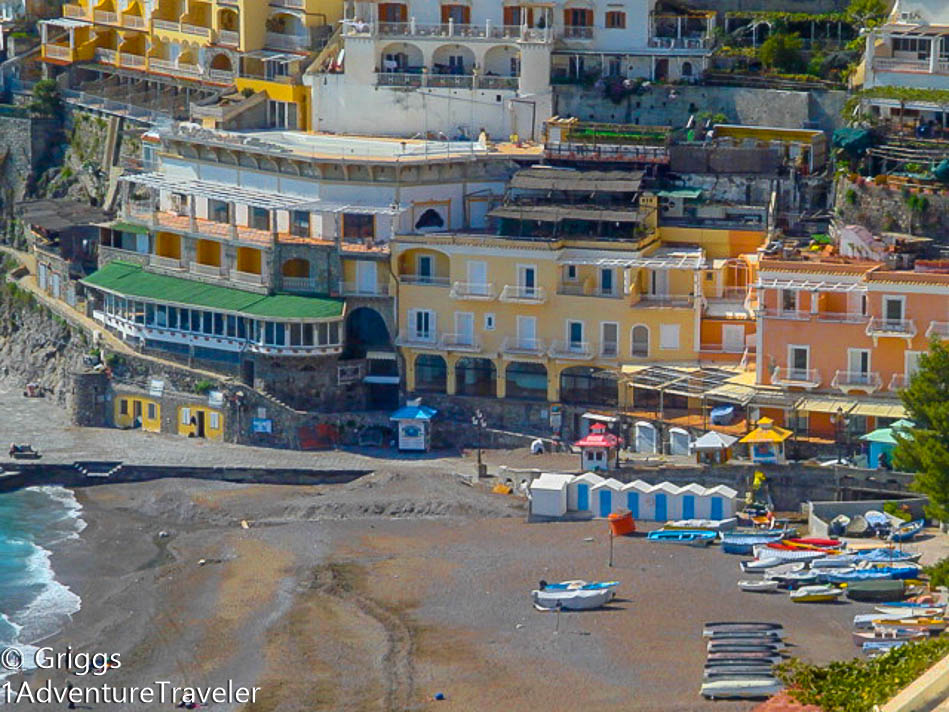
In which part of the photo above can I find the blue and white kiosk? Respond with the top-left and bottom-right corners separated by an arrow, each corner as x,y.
390,401 -> 437,452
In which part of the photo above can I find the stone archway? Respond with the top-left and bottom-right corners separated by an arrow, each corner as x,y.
344,306 -> 391,359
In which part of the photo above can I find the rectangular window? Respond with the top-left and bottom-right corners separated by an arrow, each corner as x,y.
275,323 -> 286,346
168,307 -> 178,329
317,323 -> 328,346
119,399 -> 128,415
329,322 -> 339,344
291,211 -> 310,238
209,199 -> 229,223
605,10 -> 625,28
265,322 -> 275,345
202,311 -> 213,334
600,268 -> 614,295
145,303 -> 156,326
237,317 -> 246,340
660,324 -> 680,350
250,207 -> 270,232
782,289 -> 798,313
343,213 -> 375,242
417,255 -> 434,282
567,320 -> 584,347
147,403 -> 156,420
213,313 -> 224,336
226,315 -> 236,338
302,323 -> 313,346
180,408 -> 190,425
884,296 -> 904,323
209,412 -> 220,430
413,310 -> 434,340
565,265 -> 577,281
790,345 -> 809,379
484,313 -> 495,331
290,323 -> 302,346
564,8 -> 592,26
156,305 -> 167,328
191,310 -> 201,333
601,322 -> 618,357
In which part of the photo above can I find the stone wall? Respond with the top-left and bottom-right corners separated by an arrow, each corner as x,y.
552,85 -> 847,134
836,177 -> 949,239
0,114 -> 60,229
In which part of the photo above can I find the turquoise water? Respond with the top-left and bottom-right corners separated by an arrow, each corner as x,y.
0,487 -> 83,671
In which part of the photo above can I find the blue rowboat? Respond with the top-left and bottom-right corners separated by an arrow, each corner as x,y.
541,580 -> 619,592
889,519 -> 925,543
721,533 -> 785,555
648,529 -> 717,546
820,566 -> 920,584
856,548 -> 922,563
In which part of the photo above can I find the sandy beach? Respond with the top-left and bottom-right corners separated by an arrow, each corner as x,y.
0,465 -> 939,712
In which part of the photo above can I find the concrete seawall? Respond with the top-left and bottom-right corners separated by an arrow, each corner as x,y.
0,461 -> 373,493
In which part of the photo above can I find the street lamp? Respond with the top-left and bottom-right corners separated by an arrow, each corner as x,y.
832,406 -> 850,464
472,409 -> 487,478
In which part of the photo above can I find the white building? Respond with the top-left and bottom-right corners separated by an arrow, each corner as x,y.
306,0 -> 714,139
863,0 -> 949,93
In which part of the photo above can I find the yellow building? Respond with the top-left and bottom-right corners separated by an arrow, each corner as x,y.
392,167 -> 766,425
176,404 -> 225,440
40,0 -> 342,130
114,394 -> 161,432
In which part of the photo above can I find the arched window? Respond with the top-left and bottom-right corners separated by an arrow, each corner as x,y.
631,325 -> 649,357
415,355 -> 447,392
681,61 -> 693,78
415,208 -> 445,230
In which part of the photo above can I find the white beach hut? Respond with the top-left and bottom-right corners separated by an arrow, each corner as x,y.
678,483 -> 707,520
668,427 -> 692,456
566,472 -> 605,514
634,421 -> 658,454
591,477 -> 624,518
651,481 -> 682,521
529,473 -> 574,518
704,484 -> 740,520
620,479 -> 652,520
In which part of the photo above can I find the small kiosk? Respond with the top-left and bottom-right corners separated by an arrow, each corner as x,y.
574,422 -> 620,471
693,430 -> 738,464
740,417 -> 792,464
390,402 -> 437,452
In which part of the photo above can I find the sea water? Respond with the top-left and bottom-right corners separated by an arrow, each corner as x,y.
0,487 -> 83,674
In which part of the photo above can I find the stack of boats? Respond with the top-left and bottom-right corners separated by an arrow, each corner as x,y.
699,622 -> 785,700
850,598 -> 948,657
646,517 -> 738,547
830,510 -> 925,542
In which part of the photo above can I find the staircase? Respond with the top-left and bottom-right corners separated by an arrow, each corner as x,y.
73,461 -> 124,478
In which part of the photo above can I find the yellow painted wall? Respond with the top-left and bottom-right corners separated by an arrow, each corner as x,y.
156,232 -> 181,259
236,246 -> 262,274
114,396 -> 161,432
233,78 -> 310,131
659,227 -> 766,260
196,238 -> 221,266
176,405 -> 224,441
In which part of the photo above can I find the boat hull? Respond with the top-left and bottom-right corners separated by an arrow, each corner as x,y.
531,588 -> 612,610
700,679 -> 783,700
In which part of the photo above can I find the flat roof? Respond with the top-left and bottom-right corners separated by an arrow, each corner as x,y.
18,199 -> 111,232
510,167 -> 643,193
82,261 -> 343,321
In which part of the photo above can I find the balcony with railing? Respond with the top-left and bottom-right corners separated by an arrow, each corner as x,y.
631,293 -> 694,308
93,9 -> 117,24
600,341 -> 619,359
889,373 -> 915,391
450,281 -> 495,300
399,274 -> 450,287
282,276 -> 317,293
771,367 -> 821,389
208,68 -> 236,83
831,370 -> 883,394
501,336 -> 546,357
124,208 -> 275,247
218,29 -> 239,46
439,332 -> 482,352
369,21 -> 544,42
94,47 -> 117,64
427,74 -> 474,89
816,311 -> 869,324
44,44 -> 75,61
395,329 -> 438,348
190,261 -> 225,278
265,31 -> 310,51
376,72 -> 518,90
563,26 -> 594,40
866,317 -> 916,340
118,52 -> 147,69
120,13 -> 146,29
549,339 -> 594,360
648,36 -> 712,50
180,22 -> 212,39
339,281 -> 389,297
64,4 -> 88,20
556,283 -> 622,299
230,269 -> 264,285
926,321 -> 949,339
759,308 -> 810,321
499,284 -> 546,304
148,254 -> 184,271
872,57 -> 949,75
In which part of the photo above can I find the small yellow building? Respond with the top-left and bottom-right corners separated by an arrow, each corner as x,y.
114,394 -> 161,432
177,405 -> 225,441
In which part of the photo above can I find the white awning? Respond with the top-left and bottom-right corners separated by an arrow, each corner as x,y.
120,173 -> 312,211
582,412 -> 619,423
558,247 -> 704,270
756,278 -> 868,292
42,17 -> 90,28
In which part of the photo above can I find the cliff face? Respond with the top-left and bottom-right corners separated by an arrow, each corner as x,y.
0,279 -> 87,408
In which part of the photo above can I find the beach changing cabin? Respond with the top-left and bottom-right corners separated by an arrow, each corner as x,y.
591,478 -> 624,517
567,472 -> 605,514
693,431 -> 737,464
529,473 -> 574,517
635,421 -> 658,453
860,419 -> 914,469
705,485 -> 739,520
574,423 -> 620,471
740,417 -> 792,464
390,403 -> 437,452
668,427 -> 692,456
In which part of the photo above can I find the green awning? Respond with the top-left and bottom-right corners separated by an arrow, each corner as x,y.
110,221 -> 150,235
860,428 -> 898,444
82,261 -> 343,321
657,188 -> 703,200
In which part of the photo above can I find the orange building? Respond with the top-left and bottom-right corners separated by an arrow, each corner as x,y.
755,255 -> 948,439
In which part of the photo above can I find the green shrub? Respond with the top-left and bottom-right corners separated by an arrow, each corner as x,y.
845,188 -> 858,205
777,637 -> 949,712
194,379 -> 214,395
883,501 -> 912,522
923,557 -> 949,588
